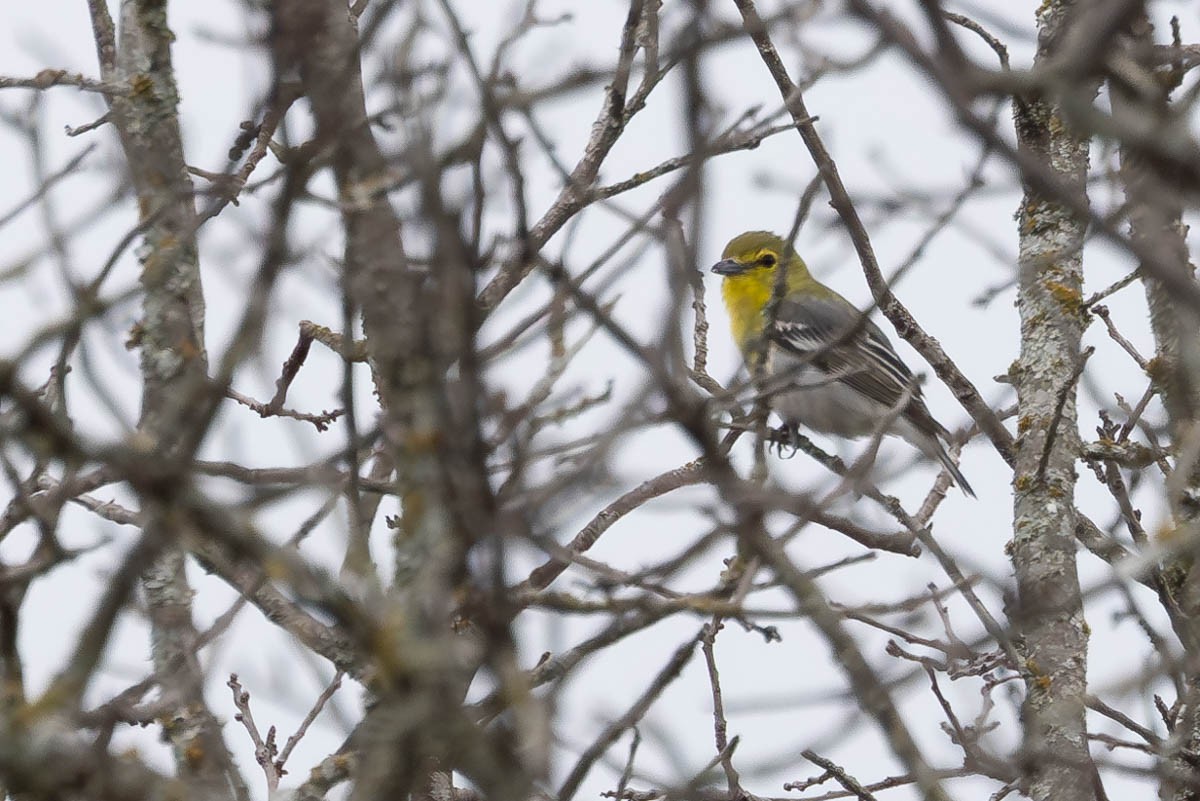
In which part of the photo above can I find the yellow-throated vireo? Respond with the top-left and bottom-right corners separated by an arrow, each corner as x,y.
712,230 -> 974,497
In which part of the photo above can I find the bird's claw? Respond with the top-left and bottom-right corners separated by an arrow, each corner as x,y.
770,424 -> 801,459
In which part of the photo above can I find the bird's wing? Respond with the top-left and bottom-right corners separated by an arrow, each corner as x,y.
768,295 -> 922,414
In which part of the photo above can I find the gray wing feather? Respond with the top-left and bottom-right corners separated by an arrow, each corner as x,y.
769,296 -> 945,437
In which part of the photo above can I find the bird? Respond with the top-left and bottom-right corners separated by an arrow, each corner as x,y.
711,230 -> 974,497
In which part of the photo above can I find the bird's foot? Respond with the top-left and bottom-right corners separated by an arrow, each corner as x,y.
770,424 -> 801,459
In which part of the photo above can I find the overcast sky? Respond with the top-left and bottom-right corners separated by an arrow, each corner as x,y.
0,1 -> 1191,799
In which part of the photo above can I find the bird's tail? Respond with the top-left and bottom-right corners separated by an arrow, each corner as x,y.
901,419 -> 975,498
934,442 -> 974,498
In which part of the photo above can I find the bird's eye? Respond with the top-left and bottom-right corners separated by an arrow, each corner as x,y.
760,252 -> 777,267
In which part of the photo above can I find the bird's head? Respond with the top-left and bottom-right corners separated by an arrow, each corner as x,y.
711,231 -> 810,290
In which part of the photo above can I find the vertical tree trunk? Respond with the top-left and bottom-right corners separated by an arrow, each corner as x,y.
1111,16 -> 1200,801
103,1 -> 244,799
270,4 -> 526,801
1011,3 -> 1097,800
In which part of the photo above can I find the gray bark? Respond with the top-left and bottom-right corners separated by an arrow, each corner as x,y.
104,2 -> 245,800
270,4 -> 525,801
1111,15 -> 1200,801
1010,3 -> 1098,800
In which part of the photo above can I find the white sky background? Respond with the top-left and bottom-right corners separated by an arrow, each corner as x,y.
0,0 -> 1195,799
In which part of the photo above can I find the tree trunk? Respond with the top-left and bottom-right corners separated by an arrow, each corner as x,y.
1010,3 -> 1098,799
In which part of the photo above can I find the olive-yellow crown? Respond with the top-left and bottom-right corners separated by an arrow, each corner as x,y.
720,230 -> 800,266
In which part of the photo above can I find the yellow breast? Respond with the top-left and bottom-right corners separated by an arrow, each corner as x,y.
720,276 -> 772,357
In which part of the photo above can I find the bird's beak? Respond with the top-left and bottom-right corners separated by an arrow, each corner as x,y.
711,258 -> 746,276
